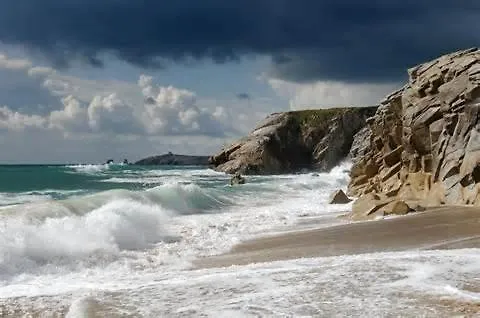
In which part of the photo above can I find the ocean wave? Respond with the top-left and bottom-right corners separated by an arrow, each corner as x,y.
0,192 -> 51,207
0,199 -> 172,278
241,160 -> 352,194
0,180 -> 240,278
0,162 -> 353,280
100,168 -> 227,185
0,182 -> 233,222
100,177 -> 162,184
0,190 -> 93,208
66,164 -> 111,174
145,182 -> 233,213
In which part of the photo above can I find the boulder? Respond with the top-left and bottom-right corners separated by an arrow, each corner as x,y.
350,194 -> 414,219
230,172 -> 246,185
329,190 -> 352,204
379,200 -> 412,216
210,107 -> 377,175
348,48 -> 480,213
350,193 -> 392,220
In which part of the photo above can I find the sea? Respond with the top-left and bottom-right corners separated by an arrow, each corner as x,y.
0,163 -> 479,317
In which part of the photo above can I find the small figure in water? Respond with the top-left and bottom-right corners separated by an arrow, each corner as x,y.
106,159 -> 114,164
123,159 -> 129,165
230,171 -> 246,185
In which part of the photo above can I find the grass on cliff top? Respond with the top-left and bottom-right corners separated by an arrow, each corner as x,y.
289,108 -> 351,128
288,107 -> 377,128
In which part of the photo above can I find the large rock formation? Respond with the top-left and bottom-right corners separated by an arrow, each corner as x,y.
135,153 -> 209,166
348,48 -> 480,216
210,107 -> 377,174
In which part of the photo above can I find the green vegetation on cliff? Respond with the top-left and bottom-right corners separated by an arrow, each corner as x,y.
289,107 -> 376,130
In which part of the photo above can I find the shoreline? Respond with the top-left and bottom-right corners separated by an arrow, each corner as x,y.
196,206 -> 480,268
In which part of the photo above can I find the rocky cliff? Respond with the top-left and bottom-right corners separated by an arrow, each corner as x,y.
348,48 -> 480,217
210,107 -> 377,174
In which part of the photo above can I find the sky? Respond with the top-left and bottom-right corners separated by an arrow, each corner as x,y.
0,1 -> 478,163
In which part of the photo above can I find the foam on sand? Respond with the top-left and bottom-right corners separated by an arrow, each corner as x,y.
3,250 -> 480,317
197,206 -> 480,268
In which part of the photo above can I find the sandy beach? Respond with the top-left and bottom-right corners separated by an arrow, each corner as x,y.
196,206 -> 480,268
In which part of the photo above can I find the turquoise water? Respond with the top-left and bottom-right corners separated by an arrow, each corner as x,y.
0,163 -> 325,209
0,164 -> 207,194
0,164 -> 234,206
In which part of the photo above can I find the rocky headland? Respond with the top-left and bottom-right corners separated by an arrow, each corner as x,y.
348,48 -> 480,219
209,107 -> 377,174
210,47 -> 480,219
135,153 -> 209,166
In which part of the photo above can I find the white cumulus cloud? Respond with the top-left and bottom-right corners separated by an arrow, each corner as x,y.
49,96 -> 88,133
139,77 -> 226,136
0,105 -> 46,131
87,93 -> 143,134
265,77 -> 399,110
0,53 -> 234,138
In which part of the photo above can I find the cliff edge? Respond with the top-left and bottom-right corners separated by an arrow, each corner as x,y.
348,48 -> 480,218
210,107 -> 377,174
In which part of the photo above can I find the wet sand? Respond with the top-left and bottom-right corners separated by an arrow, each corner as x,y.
196,206 -> 480,268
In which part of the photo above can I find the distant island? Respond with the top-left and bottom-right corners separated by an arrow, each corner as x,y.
134,152 -> 210,166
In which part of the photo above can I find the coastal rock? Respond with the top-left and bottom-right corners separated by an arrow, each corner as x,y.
210,108 -> 377,174
135,153 -> 209,165
351,193 -> 413,219
380,200 -> 412,216
230,172 -> 246,185
329,189 -> 352,204
348,48 -> 480,213
351,193 -> 390,219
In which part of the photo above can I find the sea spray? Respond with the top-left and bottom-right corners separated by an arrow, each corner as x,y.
67,164 -> 111,174
0,199 -> 172,278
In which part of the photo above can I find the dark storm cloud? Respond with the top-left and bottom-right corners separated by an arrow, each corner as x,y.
0,1 -> 479,82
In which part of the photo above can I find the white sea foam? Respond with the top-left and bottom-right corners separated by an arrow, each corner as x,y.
67,164 -> 111,174
100,177 -> 162,184
100,168 -> 227,184
2,250 -> 480,317
65,296 -> 103,318
0,199 -> 172,278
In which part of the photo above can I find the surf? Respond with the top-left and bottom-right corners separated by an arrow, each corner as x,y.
0,163 -> 353,287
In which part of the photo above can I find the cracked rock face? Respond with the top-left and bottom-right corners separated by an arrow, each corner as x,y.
348,48 -> 480,208
210,107 -> 377,175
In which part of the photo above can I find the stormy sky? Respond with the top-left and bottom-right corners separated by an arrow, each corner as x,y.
0,0 -> 478,162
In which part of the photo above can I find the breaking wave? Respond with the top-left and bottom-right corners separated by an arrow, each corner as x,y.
0,162 -> 352,280
66,164 -> 112,174
0,182 -> 235,278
